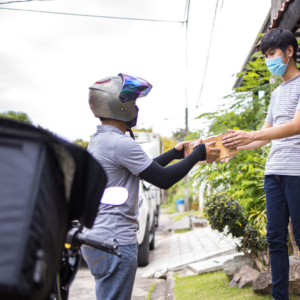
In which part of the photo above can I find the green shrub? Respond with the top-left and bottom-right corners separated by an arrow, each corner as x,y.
204,192 -> 248,238
204,192 -> 269,271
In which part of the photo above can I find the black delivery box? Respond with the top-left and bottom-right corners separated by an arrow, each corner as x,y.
0,119 -> 107,300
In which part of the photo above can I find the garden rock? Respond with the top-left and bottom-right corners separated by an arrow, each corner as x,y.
229,265 -> 260,289
252,271 -> 272,294
223,255 -> 255,278
253,256 -> 300,295
287,256 -> 300,295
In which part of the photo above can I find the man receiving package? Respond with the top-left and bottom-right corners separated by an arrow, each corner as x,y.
82,73 -> 220,300
222,29 -> 300,300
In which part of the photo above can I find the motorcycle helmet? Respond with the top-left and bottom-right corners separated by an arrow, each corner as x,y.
89,73 -> 152,138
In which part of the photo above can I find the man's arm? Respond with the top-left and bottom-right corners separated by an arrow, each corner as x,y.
222,118 -> 285,148
220,122 -> 272,163
236,122 -> 273,150
138,142 -> 220,189
253,111 -> 300,140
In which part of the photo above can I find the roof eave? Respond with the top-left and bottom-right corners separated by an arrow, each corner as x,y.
233,9 -> 271,89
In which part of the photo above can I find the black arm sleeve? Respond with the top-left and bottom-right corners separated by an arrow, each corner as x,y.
153,147 -> 184,167
140,144 -> 206,190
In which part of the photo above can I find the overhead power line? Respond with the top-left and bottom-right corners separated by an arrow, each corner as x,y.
185,0 -> 191,111
196,0 -> 220,108
221,0 -> 225,10
0,0 -> 53,4
0,6 -> 185,24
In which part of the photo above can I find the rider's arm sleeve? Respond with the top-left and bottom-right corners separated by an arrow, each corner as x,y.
140,144 -> 206,190
153,148 -> 184,167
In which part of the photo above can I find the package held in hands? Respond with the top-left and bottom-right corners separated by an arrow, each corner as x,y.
187,132 -> 238,164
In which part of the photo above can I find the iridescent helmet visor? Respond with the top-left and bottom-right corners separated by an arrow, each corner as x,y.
118,73 -> 152,103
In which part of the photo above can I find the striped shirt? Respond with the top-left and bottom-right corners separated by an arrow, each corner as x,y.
265,74 -> 300,176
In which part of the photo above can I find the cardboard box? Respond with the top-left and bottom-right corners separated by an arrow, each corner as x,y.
187,132 -> 238,164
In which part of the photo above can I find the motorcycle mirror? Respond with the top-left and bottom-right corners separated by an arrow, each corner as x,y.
100,187 -> 129,206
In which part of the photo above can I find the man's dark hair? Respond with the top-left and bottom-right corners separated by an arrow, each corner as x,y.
261,29 -> 298,61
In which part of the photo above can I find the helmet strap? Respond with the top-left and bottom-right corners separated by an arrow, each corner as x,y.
125,106 -> 138,139
126,128 -> 135,140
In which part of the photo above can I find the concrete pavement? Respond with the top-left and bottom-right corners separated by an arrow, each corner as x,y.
69,210 -> 239,299
69,266 -> 95,300
142,226 -> 239,278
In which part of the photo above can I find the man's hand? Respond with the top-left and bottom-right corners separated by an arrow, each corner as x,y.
222,129 -> 254,148
205,141 -> 220,164
175,140 -> 193,157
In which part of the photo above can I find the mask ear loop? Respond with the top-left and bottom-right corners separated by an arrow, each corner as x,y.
282,51 -> 291,66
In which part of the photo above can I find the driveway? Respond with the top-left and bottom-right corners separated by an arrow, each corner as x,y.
69,211 -> 172,300
69,210 -> 238,299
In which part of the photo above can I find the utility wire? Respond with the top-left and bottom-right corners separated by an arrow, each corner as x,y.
0,0 -> 53,4
0,6 -> 185,23
221,0 -> 225,11
185,0 -> 191,111
196,0 -> 219,108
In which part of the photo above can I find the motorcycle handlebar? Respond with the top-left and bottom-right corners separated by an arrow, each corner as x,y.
66,228 -> 122,257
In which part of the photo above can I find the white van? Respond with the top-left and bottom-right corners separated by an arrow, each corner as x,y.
133,132 -> 162,266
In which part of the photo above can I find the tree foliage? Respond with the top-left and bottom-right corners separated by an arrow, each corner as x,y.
172,128 -> 192,142
73,139 -> 89,150
132,127 -> 152,132
161,136 -> 176,153
0,110 -> 56,135
189,52 -> 281,231
0,111 -> 33,125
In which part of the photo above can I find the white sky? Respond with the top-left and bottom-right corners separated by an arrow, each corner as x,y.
0,0 -> 271,141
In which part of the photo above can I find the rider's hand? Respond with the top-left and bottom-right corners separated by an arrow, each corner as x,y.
175,140 -> 192,157
205,141 -> 220,164
192,139 -> 202,148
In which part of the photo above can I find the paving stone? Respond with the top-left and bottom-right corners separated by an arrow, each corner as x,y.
176,268 -> 198,277
172,216 -> 190,230
188,253 -> 243,274
142,227 -> 239,278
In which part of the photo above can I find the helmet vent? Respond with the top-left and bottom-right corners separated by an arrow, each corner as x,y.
119,93 -> 128,102
95,79 -> 111,85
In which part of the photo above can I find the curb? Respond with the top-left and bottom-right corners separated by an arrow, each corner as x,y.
165,273 -> 175,300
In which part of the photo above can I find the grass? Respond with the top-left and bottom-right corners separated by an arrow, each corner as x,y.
147,283 -> 155,300
161,202 -> 177,214
173,211 -> 201,222
175,229 -> 191,234
174,271 -> 300,300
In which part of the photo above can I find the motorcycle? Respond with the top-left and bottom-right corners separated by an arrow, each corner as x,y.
0,118 -> 116,300
51,222 -> 121,300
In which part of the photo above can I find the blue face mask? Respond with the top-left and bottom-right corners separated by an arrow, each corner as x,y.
265,52 -> 290,76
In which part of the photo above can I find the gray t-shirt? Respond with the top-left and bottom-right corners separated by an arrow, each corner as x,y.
265,74 -> 300,176
84,125 -> 152,245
